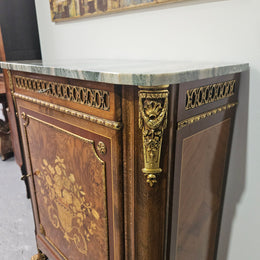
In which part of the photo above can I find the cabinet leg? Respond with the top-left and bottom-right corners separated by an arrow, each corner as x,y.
31,251 -> 48,260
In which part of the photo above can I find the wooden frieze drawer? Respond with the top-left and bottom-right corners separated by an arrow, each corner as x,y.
11,71 -> 121,122
0,60 -> 249,260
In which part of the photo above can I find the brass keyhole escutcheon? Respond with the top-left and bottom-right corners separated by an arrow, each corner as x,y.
20,170 -> 40,181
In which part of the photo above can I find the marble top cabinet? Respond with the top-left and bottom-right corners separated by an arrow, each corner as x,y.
0,60 -> 249,260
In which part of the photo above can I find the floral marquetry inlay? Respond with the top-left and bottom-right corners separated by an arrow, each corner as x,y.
36,156 -> 100,256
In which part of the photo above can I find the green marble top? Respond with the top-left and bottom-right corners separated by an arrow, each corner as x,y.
0,59 -> 249,86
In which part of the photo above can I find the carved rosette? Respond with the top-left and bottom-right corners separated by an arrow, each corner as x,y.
138,86 -> 169,187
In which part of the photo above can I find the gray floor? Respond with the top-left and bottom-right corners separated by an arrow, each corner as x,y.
0,157 -> 37,259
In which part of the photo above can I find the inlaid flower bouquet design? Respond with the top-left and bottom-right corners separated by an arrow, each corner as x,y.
36,156 -> 100,256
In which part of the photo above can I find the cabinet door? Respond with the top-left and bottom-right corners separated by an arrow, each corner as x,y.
17,99 -> 122,260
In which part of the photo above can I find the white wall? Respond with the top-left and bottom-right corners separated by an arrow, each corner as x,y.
34,0 -> 260,259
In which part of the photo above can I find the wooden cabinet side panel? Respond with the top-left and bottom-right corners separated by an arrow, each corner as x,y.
169,74 -> 241,260
170,111 -> 236,260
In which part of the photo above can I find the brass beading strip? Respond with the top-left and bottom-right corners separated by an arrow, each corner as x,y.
14,93 -> 122,130
178,102 -> 238,130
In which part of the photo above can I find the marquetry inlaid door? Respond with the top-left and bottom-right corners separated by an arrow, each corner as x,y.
16,98 -> 123,260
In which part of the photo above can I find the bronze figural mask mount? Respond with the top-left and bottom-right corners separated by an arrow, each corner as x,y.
138,85 -> 169,187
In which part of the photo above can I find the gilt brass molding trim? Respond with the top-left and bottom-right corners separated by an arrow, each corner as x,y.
14,75 -> 110,111
138,84 -> 169,89
14,93 -> 122,130
178,102 -> 238,130
185,80 -> 236,110
7,70 -> 14,92
138,85 -> 169,187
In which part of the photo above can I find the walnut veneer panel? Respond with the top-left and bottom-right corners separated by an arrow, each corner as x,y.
176,119 -> 231,260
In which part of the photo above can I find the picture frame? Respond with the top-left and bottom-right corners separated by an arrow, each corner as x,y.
49,0 -> 186,22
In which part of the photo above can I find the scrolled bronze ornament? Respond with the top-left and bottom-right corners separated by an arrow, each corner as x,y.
185,80 -> 236,110
139,85 -> 169,187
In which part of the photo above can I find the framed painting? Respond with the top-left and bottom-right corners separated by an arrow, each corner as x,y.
49,0 -> 185,22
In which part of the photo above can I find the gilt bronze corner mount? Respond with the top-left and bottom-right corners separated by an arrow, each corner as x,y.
138,85 -> 169,187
